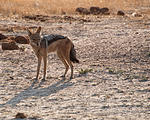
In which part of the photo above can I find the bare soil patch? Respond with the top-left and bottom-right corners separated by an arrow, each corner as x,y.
0,15 -> 150,120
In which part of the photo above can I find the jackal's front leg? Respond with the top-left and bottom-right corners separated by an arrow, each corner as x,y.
36,55 -> 42,80
42,55 -> 47,81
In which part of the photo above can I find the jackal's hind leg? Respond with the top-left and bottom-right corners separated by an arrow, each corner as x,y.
63,52 -> 73,79
57,51 -> 69,78
66,58 -> 73,80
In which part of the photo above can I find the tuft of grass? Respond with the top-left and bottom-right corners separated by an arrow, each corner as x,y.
131,75 -> 140,79
139,76 -> 149,82
107,67 -> 124,75
108,68 -> 116,74
78,68 -> 93,75
126,74 -> 149,82
148,52 -> 150,57
19,46 -> 26,52
0,73 -> 5,77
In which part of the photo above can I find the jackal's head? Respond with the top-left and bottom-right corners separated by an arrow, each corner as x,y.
27,26 -> 41,46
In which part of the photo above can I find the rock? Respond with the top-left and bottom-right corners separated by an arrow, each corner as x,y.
23,15 -> 49,22
23,15 -> 36,20
90,6 -> 101,15
0,36 -> 15,43
2,41 -> 19,50
132,12 -> 142,17
117,10 -> 125,16
101,105 -> 110,109
90,7 -> 109,15
0,39 -> 12,43
15,112 -> 27,119
63,16 -> 76,21
8,36 -> 15,40
100,7 -> 109,14
0,33 -> 7,40
75,7 -> 90,15
14,36 -> 29,44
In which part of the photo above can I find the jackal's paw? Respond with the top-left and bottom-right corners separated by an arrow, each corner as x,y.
69,76 -> 73,80
31,78 -> 39,86
60,75 -> 66,80
33,78 -> 38,81
60,75 -> 65,78
41,78 -> 46,81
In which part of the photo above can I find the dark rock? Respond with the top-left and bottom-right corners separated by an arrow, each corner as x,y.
15,112 -> 27,119
90,6 -> 101,15
0,33 -> 7,40
2,41 -> 19,50
75,7 -> 90,15
100,7 -> 109,14
14,36 -> 29,44
117,10 -> 125,16
90,7 -> 109,15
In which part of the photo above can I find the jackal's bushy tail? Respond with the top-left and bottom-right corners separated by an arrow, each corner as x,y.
70,45 -> 79,63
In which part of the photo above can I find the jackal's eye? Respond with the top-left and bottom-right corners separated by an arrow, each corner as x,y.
31,38 -> 39,42
32,38 -> 37,41
33,37 -> 40,41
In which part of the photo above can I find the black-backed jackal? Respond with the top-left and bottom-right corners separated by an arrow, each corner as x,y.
27,26 -> 79,80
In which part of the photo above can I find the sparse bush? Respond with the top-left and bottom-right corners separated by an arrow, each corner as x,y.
139,76 -> 149,82
148,52 -> 150,57
78,68 -> 93,75
108,68 -> 116,74
107,67 -> 124,75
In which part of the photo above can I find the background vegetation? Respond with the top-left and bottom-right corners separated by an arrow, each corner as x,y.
0,0 -> 150,16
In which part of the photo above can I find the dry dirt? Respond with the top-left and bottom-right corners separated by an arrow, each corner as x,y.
0,14 -> 150,120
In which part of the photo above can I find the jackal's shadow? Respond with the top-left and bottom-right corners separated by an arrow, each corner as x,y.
0,78 -> 74,107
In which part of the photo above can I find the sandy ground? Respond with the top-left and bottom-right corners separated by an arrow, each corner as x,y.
0,15 -> 150,120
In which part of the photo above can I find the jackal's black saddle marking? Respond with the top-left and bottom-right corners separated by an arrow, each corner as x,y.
40,34 -> 66,48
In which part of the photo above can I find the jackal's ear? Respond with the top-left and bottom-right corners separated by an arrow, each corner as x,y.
36,26 -> 41,34
27,29 -> 32,36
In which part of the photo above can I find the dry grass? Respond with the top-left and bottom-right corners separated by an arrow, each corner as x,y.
0,0 -> 150,16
